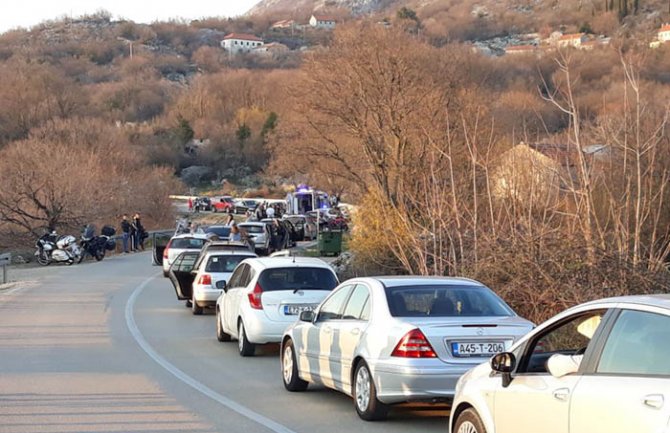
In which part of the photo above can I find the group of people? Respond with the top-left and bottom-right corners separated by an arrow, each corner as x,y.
120,213 -> 147,253
247,202 -> 284,222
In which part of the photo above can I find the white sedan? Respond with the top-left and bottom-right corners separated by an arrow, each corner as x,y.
280,276 -> 534,420
450,295 -> 670,433
216,257 -> 339,356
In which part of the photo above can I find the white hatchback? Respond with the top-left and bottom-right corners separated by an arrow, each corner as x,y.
161,233 -> 208,277
215,257 -> 339,356
450,295 -> 670,433
167,249 -> 258,315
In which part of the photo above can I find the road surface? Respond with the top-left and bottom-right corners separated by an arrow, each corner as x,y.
0,253 -> 449,433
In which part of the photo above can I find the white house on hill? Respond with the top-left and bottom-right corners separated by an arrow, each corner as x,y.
651,24 -> 670,48
309,15 -> 336,29
220,33 -> 264,54
557,33 -> 587,48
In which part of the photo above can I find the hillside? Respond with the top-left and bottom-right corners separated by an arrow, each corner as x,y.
250,0 -> 670,40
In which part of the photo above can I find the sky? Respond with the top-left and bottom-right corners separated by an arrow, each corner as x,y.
0,0 -> 263,33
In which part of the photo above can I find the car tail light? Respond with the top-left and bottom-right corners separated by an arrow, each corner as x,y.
163,240 -> 172,259
391,329 -> 437,358
198,274 -> 212,285
248,283 -> 263,310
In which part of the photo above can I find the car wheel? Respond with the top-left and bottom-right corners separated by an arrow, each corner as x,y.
216,308 -> 231,342
282,339 -> 308,391
238,321 -> 255,357
192,293 -> 203,315
454,408 -> 487,433
353,361 -> 388,421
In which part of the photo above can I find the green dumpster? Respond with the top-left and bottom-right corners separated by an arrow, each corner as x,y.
318,230 -> 343,256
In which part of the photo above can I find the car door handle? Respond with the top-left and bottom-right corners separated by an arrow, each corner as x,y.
553,388 -> 570,401
350,328 -> 360,336
643,394 -> 664,409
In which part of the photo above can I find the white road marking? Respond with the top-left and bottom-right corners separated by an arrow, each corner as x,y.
125,275 -> 298,433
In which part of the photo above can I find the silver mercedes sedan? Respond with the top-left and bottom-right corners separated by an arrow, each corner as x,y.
280,276 -> 534,420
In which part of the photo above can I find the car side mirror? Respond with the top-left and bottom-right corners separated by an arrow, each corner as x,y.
299,310 -> 315,322
216,280 -> 227,292
491,352 -> 516,388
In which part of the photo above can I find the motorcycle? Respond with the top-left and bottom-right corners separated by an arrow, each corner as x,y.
78,225 -> 105,263
78,224 -> 117,263
34,231 -> 82,266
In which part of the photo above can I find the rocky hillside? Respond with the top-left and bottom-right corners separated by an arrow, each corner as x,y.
248,0 -> 390,16
249,0 -> 670,41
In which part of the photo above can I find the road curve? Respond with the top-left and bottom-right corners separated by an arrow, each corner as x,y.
0,253 -> 448,433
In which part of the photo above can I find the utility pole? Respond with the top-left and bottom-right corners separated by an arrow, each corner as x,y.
117,37 -> 134,59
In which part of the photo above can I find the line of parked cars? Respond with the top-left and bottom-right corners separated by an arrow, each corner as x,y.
153,233 -> 670,429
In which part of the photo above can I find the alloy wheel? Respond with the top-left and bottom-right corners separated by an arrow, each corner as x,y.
238,323 -> 245,353
282,344 -> 294,384
355,365 -> 371,412
457,421 -> 479,433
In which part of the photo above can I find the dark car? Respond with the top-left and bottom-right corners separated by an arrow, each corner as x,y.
283,215 -> 306,241
195,197 -> 212,211
203,225 -> 231,240
240,200 -> 259,212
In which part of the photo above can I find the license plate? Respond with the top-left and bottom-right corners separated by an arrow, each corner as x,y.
283,304 -> 314,315
451,341 -> 505,357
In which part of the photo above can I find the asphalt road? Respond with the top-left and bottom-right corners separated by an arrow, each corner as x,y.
0,252 -> 448,433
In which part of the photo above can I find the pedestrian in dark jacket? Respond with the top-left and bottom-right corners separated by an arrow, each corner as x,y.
129,216 -> 137,252
120,215 -> 131,253
133,213 -> 146,251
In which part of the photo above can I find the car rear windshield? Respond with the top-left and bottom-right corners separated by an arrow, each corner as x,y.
205,226 -> 231,237
385,285 -> 514,317
240,225 -> 264,234
170,238 -> 206,249
258,267 -> 338,292
205,255 -> 252,273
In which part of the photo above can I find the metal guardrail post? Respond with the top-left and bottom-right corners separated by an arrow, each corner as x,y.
0,253 -> 11,284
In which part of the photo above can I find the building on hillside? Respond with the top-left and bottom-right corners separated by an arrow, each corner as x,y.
220,33 -> 264,54
252,42 -> 290,57
309,14 -> 337,29
579,36 -> 610,50
557,33 -> 587,48
271,19 -> 295,29
650,24 -> 670,48
505,44 -> 538,55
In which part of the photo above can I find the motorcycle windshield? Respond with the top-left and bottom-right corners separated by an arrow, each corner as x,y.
83,225 -> 96,239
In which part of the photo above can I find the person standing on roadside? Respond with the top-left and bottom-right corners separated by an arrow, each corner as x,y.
129,215 -> 137,252
133,213 -> 146,251
188,197 -> 193,212
229,223 -> 242,242
255,202 -> 265,220
225,214 -> 235,226
120,214 -> 131,253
